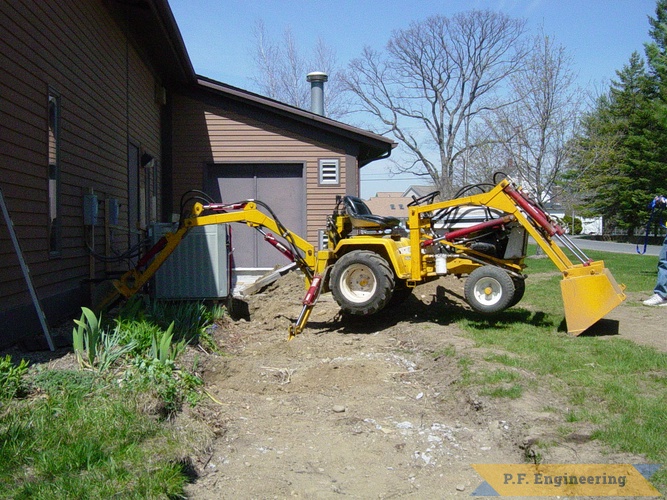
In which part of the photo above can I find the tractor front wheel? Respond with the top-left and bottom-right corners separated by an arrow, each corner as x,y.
509,277 -> 526,307
464,266 -> 516,314
330,250 -> 395,315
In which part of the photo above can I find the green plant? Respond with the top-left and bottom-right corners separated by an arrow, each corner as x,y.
73,307 -> 102,368
147,300 -> 206,342
129,356 -> 203,417
150,322 -> 186,363
113,296 -> 225,354
114,317 -> 163,353
0,355 -> 29,400
561,215 -> 582,234
97,326 -> 138,372
72,307 -> 136,371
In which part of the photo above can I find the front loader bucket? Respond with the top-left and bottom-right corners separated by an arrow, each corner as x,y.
560,261 -> 626,336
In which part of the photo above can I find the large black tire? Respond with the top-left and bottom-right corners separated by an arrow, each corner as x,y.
509,277 -> 526,308
464,266 -> 516,314
330,250 -> 395,315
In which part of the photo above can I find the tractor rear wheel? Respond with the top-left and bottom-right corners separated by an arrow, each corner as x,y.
330,250 -> 395,315
464,266 -> 515,314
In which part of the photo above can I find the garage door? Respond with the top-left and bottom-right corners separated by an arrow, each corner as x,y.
205,164 -> 305,269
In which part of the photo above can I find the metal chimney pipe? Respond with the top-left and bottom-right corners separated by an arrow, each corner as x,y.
306,71 -> 328,115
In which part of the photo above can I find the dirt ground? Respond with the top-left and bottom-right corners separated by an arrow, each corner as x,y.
180,273 -> 663,499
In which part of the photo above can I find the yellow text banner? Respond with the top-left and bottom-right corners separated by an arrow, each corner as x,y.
471,464 -> 661,497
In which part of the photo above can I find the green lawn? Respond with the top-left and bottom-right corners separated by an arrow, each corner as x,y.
457,245 -> 667,490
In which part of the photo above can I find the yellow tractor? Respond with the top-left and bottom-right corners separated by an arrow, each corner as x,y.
108,176 -> 626,338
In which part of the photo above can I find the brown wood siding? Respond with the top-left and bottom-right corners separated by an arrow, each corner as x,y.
172,94 -> 348,244
0,0 -> 162,325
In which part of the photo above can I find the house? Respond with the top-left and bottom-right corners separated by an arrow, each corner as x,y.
171,77 -> 395,268
0,0 -> 394,347
364,192 -> 412,222
403,185 -> 438,201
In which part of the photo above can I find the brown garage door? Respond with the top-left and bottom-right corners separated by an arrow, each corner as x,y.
205,164 -> 305,269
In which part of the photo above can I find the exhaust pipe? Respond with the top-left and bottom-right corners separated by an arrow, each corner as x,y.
306,71 -> 328,116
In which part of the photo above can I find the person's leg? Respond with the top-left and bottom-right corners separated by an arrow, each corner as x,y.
655,237 -> 667,298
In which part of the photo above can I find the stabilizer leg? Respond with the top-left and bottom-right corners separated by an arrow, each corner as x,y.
288,273 -> 325,340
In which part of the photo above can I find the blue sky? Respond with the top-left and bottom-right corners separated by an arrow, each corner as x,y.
168,0 -> 658,197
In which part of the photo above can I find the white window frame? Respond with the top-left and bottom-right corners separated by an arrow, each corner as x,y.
48,90 -> 61,256
318,158 -> 340,186
318,229 -> 329,250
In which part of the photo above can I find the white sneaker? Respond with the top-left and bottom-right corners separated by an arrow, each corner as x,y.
642,293 -> 667,306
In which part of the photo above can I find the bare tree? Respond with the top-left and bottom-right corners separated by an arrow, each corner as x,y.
251,20 -> 349,119
464,127 -> 512,186
484,29 -> 581,202
343,11 -> 528,197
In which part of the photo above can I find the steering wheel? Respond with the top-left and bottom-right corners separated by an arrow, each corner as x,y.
408,190 -> 440,207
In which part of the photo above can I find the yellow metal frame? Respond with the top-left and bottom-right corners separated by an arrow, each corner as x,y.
405,179 -> 626,335
407,180 -> 575,281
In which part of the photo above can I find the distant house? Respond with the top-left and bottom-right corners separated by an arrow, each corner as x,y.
0,0 -> 395,347
403,185 -> 438,202
364,192 -> 412,222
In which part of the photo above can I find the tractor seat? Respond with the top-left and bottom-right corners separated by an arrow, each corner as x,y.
343,196 -> 401,230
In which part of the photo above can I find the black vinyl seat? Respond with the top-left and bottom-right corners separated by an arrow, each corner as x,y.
343,196 -> 401,230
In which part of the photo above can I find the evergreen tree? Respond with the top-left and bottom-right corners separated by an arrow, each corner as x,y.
566,1 -> 667,235
646,0 -> 667,103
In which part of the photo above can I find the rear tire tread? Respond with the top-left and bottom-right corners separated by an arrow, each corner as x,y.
331,250 -> 395,316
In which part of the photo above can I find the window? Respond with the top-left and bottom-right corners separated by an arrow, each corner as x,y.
48,91 -> 61,254
390,204 -> 395,210
318,159 -> 339,185
318,229 -> 329,250
399,204 -> 404,210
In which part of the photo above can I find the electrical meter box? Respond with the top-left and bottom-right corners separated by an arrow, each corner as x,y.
151,223 -> 229,299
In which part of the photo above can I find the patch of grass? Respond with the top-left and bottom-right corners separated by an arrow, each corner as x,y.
432,345 -> 456,359
0,370 -> 190,498
458,365 -> 525,399
457,247 -> 667,491
457,355 -> 473,371
483,352 -> 522,367
525,243 -> 656,294
471,368 -> 522,385
481,383 -> 524,399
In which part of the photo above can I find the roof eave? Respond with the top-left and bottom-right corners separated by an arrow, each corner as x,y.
106,0 -> 196,87
196,76 -> 396,164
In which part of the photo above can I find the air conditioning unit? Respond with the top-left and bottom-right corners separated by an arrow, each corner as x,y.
151,223 -> 229,299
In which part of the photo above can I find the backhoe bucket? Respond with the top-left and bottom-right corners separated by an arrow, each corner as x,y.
560,261 -> 626,336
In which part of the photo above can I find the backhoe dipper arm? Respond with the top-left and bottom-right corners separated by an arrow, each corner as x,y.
113,201 -> 317,299
187,201 -> 317,275
113,225 -> 191,298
